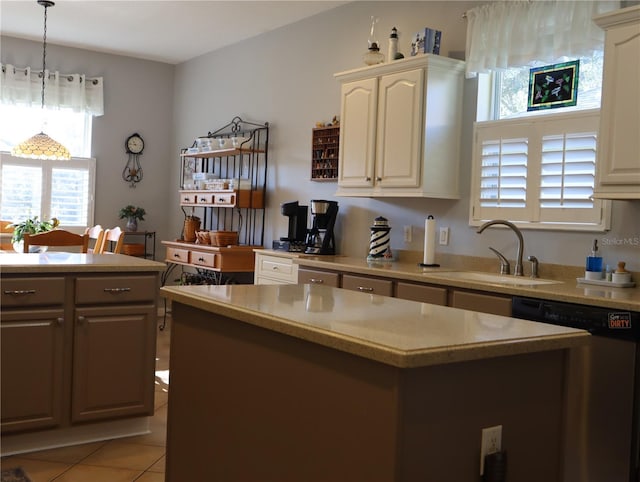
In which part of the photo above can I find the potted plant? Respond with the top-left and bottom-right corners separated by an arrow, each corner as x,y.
9,216 -> 60,253
119,205 -> 146,232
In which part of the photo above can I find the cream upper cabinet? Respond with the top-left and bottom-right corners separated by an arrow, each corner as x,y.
335,54 -> 465,198
593,6 -> 640,200
337,78 -> 378,188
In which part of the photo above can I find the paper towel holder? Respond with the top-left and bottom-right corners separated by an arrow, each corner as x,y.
419,215 -> 440,268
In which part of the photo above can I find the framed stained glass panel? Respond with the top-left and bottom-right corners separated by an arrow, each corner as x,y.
527,60 -> 580,111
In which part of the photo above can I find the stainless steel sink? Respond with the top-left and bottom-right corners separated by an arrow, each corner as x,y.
422,271 -> 562,286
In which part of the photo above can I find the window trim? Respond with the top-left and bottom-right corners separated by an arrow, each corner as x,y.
0,152 -> 96,233
469,109 -> 611,232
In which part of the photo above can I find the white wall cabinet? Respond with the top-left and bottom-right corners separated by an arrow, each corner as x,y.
334,54 -> 465,198
593,6 -> 640,200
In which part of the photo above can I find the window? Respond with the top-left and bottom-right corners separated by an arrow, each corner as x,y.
496,52 -> 604,120
0,104 -> 92,158
471,110 -> 610,231
0,154 -> 96,230
0,103 -> 95,230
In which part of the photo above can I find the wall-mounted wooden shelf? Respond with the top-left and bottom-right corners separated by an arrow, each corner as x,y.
311,126 -> 339,181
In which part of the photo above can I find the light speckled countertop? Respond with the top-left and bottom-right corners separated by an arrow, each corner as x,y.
161,283 -> 589,368
256,250 -> 640,311
0,252 -> 166,273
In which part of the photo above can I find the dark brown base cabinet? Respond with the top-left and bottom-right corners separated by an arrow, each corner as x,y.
1,274 -> 158,436
296,266 -> 511,316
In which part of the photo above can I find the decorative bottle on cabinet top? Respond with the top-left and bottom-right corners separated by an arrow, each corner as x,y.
363,16 -> 384,65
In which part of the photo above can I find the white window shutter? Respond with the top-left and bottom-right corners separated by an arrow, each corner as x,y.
470,109 -> 610,231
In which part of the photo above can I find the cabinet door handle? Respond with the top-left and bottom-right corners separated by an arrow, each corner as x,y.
309,278 -> 324,284
365,177 -> 372,182
272,266 -> 279,271
198,257 -> 205,262
376,177 -> 382,182
3,289 -> 36,296
174,253 -> 181,258
103,287 -> 131,293
77,316 -> 86,324
56,317 -> 64,326
357,286 -> 374,292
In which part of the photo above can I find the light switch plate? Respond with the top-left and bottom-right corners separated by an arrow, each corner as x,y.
439,227 -> 449,245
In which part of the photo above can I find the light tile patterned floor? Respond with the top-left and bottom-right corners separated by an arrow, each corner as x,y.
1,318 -> 171,482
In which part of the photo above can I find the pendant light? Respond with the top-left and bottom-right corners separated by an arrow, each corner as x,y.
11,0 -> 71,160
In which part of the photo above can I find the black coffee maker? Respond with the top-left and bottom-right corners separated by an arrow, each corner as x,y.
305,200 -> 338,255
272,201 -> 308,252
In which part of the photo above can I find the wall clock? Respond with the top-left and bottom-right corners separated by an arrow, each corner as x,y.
123,133 -> 144,187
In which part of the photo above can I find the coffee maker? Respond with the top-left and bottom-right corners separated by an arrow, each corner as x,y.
305,200 -> 338,255
272,201 -> 308,252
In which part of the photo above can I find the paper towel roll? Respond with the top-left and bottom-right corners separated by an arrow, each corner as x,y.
423,216 -> 436,265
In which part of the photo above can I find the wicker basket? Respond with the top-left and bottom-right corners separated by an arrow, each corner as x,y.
210,230 -> 239,247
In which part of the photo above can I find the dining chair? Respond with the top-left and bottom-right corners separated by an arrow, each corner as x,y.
84,224 -> 105,253
23,230 -> 89,253
99,227 -> 124,254
1,220 -> 13,250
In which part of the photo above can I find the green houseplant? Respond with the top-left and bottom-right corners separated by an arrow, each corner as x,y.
119,205 -> 146,232
9,216 -> 60,252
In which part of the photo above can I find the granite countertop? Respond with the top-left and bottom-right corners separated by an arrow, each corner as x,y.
255,250 -> 640,311
0,252 -> 166,273
161,283 -> 589,369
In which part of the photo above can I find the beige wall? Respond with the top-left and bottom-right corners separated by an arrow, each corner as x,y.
173,1 -> 640,270
3,1 -> 639,271
0,35 -> 175,248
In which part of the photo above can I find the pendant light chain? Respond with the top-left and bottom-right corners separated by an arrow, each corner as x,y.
10,0 -> 71,160
41,1 -> 48,109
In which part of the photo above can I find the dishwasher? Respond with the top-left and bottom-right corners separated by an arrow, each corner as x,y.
512,296 -> 640,482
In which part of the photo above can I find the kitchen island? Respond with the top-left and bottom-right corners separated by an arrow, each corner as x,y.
161,283 -> 589,482
1,253 -> 166,455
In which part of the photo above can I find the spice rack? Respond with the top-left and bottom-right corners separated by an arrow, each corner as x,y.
311,126 -> 339,181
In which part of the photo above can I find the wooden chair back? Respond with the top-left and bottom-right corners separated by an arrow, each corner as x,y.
23,230 -> 89,253
1,220 -> 13,250
84,224 -> 105,253
100,227 -> 124,254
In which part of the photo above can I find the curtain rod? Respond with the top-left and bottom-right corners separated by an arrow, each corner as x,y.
1,65 -> 99,84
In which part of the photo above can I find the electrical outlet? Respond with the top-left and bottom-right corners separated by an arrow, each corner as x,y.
439,227 -> 449,245
480,425 -> 502,475
403,225 -> 412,243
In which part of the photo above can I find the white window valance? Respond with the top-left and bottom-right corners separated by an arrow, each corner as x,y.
464,0 -> 620,78
0,64 -> 104,116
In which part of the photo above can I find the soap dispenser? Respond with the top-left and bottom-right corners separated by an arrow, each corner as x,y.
585,239 -> 603,280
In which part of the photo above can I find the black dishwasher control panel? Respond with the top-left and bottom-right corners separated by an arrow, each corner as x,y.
512,296 -> 640,341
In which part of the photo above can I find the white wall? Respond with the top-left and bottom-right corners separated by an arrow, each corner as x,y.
1,36 -> 175,248
3,1 -> 638,271
172,1 -> 640,271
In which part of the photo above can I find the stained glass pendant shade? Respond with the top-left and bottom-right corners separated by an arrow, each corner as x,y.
11,0 -> 71,161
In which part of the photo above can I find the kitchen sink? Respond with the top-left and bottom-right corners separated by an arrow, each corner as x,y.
422,271 -> 562,286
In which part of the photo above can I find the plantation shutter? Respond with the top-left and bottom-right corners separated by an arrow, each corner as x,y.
0,154 -> 95,228
51,167 -> 90,226
537,112 -> 603,224
472,121 -> 533,222
471,109 -> 608,229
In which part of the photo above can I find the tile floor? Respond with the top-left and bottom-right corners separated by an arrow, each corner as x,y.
1,317 -> 171,482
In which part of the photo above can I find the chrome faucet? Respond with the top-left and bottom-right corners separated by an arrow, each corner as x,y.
476,220 -> 524,276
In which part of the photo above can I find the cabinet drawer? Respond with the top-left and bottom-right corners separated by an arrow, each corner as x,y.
191,251 -> 217,268
395,282 -> 447,306
167,247 -> 190,264
450,290 -> 512,316
298,268 -> 340,287
342,274 -> 393,297
1,277 -> 65,307
75,275 -> 157,304
256,255 -> 298,283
